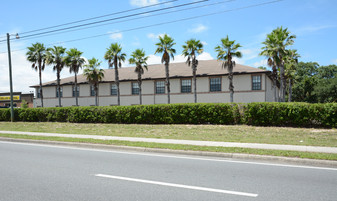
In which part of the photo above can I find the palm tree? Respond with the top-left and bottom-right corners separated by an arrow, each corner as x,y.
182,39 -> 203,103
45,46 -> 66,107
261,27 -> 296,102
260,35 -> 279,102
284,49 -> 300,102
64,48 -> 86,106
26,42 -> 46,107
128,49 -> 148,105
154,34 -> 176,104
215,36 -> 242,103
83,58 -> 105,106
104,43 -> 126,106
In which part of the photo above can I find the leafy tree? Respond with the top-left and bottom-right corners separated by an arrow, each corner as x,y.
83,58 -> 105,106
104,43 -> 126,106
154,34 -> 176,104
284,49 -> 300,102
182,39 -> 203,103
292,62 -> 319,103
64,48 -> 86,106
215,36 -> 242,103
313,65 -> 337,102
26,42 -> 46,107
129,49 -> 148,105
46,46 -> 66,107
261,27 -> 296,102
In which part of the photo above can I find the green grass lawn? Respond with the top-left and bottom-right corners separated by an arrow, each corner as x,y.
0,133 -> 336,160
0,122 -> 336,147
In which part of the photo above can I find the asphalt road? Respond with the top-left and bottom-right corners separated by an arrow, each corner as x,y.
0,141 -> 336,201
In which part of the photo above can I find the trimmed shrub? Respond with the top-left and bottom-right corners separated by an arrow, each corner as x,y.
0,102 -> 336,128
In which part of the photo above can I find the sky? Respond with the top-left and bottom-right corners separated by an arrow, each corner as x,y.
0,0 -> 336,93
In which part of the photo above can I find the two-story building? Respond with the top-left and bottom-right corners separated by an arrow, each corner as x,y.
31,60 -> 277,107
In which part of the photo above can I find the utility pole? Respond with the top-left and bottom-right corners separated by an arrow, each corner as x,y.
7,33 -> 14,122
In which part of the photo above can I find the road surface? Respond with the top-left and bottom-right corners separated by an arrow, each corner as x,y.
0,141 -> 336,201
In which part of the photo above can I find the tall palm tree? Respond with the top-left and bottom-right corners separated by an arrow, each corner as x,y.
64,48 -> 86,106
260,35 -> 279,102
128,49 -> 148,105
26,42 -> 46,107
45,46 -> 66,107
83,58 -> 105,106
104,43 -> 126,106
284,49 -> 300,102
215,36 -> 242,103
154,34 -> 176,104
261,27 -> 296,102
182,39 -> 203,103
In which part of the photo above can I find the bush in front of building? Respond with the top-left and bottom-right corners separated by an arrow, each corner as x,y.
243,102 -> 337,128
0,102 -> 336,128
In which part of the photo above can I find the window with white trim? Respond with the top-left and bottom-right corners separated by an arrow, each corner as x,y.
155,81 -> 165,94
252,75 -> 262,90
210,77 -> 221,92
132,82 -> 139,95
111,84 -> 117,96
56,87 -> 63,97
181,79 -> 191,93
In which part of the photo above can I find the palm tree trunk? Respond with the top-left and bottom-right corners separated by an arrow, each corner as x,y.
57,70 -> 61,107
75,72 -> 78,106
138,73 -> 142,105
95,85 -> 98,106
229,72 -> 234,103
114,62 -> 120,105
39,65 -> 44,107
288,78 -> 292,102
165,62 -> 170,104
273,78 -> 277,102
192,63 -> 197,103
280,64 -> 286,102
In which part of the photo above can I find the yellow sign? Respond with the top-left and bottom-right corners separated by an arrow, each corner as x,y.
0,96 -> 20,101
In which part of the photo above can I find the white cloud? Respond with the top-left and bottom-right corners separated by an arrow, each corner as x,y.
130,0 -> 159,7
294,25 -> 336,36
147,54 -> 162,65
109,31 -> 123,40
332,59 -> 337,64
188,24 -> 208,33
197,52 -> 213,60
201,41 -> 208,46
253,59 -> 267,67
0,48 -> 83,93
147,33 -> 165,40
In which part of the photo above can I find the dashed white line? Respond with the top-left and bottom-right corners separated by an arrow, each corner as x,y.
95,174 -> 258,197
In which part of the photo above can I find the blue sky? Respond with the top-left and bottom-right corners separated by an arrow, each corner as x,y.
0,0 -> 336,93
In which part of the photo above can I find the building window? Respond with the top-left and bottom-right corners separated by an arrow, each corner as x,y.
181,79 -> 191,93
111,83 -> 117,96
56,87 -> 63,97
210,77 -> 221,92
155,81 -> 165,94
90,85 -> 95,96
252,75 -> 262,90
72,86 -> 80,97
132,82 -> 139,95
37,87 -> 41,98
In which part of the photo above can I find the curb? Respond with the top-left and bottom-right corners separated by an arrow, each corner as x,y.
1,137 -> 336,168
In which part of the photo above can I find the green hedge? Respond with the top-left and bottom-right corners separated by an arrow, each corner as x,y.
0,103 -> 336,128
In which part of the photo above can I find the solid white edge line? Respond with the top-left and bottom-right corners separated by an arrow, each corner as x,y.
0,140 -> 336,171
95,174 -> 258,197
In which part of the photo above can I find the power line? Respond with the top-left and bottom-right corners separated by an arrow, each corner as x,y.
0,0 -> 283,55
0,0 -> 178,39
9,0 -> 235,43
0,0 -> 208,43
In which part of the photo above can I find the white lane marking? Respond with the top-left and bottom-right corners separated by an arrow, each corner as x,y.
95,174 -> 258,197
0,140 -> 336,171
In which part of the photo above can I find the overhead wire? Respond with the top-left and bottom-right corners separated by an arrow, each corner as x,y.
0,0 -> 283,54
10,0 -> 235,43
0,0 -> 208,43
0,0 -> 179,39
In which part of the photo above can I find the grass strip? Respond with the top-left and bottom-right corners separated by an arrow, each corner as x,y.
0,133 -> 336,161
0,122 -> 336,147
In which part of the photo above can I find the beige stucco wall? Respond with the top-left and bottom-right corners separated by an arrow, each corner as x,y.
33,73 -> 277,107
